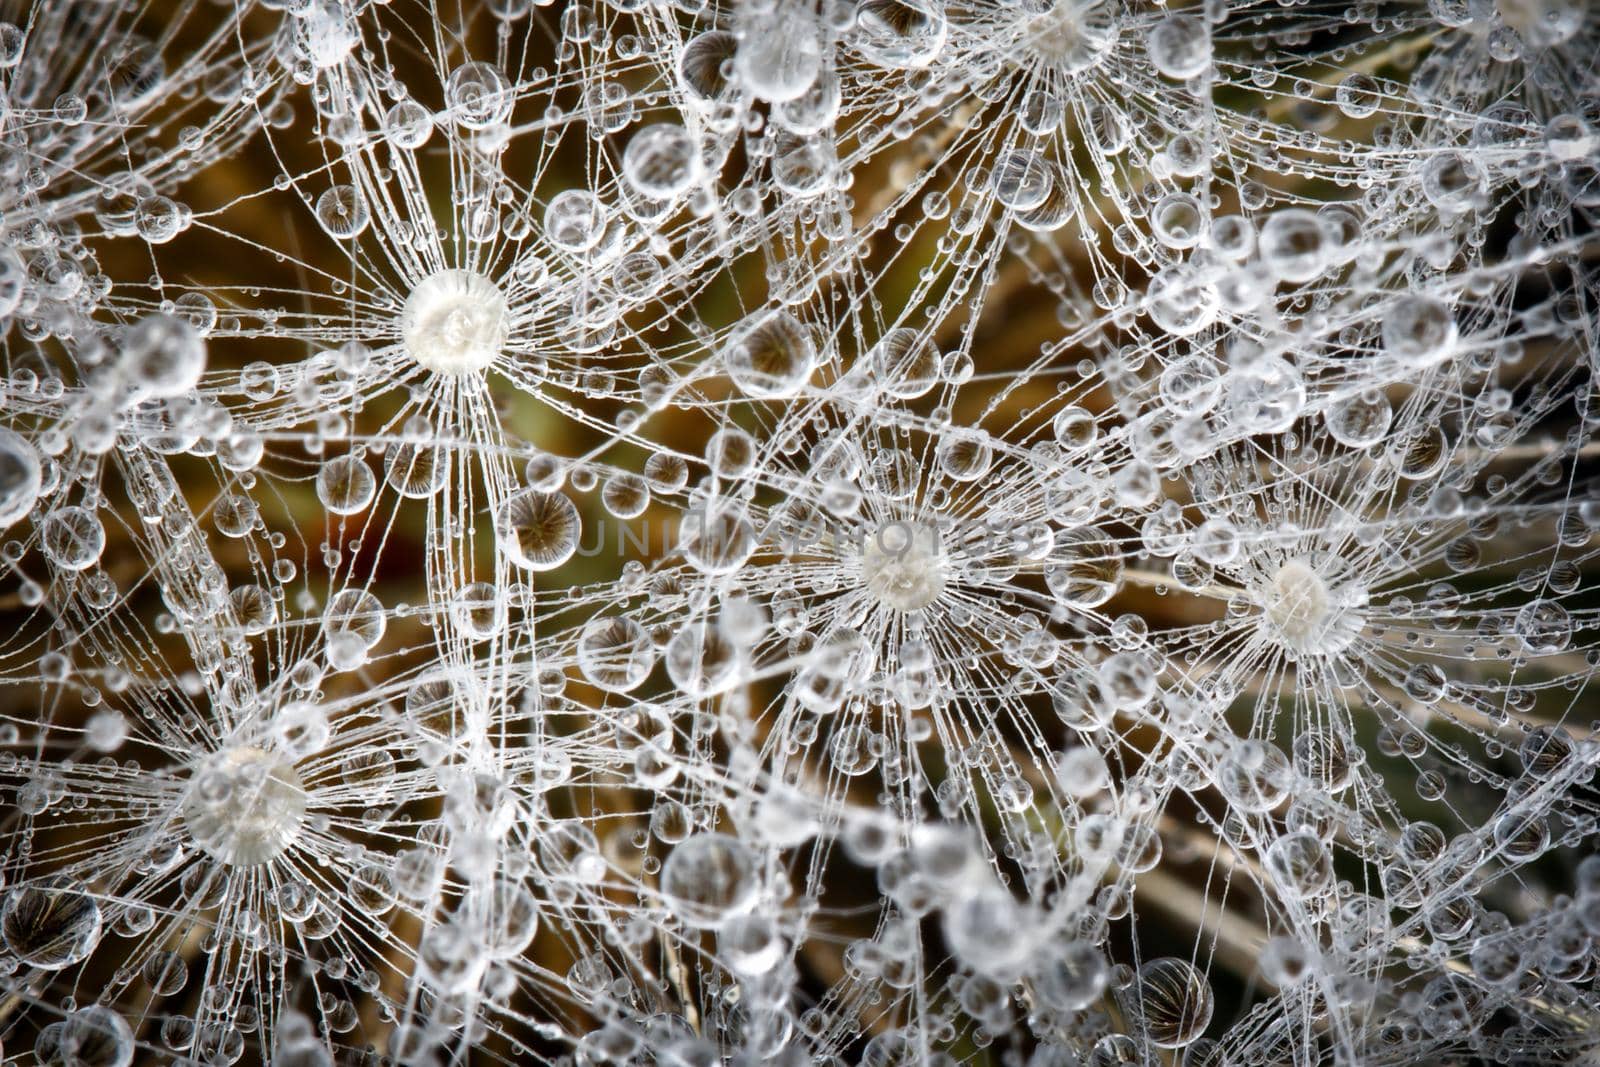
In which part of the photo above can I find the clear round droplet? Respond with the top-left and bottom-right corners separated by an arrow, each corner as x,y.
544,190 -> 609,253
40,506 -> 105,572
1133,958 -> 1213,1048
577,616 -> 656,692
315,184 -> 369,239
723,310 -> 817,399
1146,15 -> 1210,80
317,455 -> 376,515
622,123 -> 703,201
124,313 -> 206,401
0,426 -> 41,527
680,501 -> 757,575
445,61 -> 512,129
1382,295 -> 1456,365
660,833 -> 760,928
735,11 -> 821,102
1,884 -> 103,970
37,1005 -> 133,1067
499,490 -> 581,571
1323,390 -> 1393,448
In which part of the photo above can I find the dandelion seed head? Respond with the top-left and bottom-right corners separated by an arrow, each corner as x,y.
1256,557 -> 1366,658
1018,0 -> 1118,73
859,521 -> 948,612
183,746 -> 308,867
296,0 -> 359,71
1493,0 -> 1585,44
6,0 -> 1600,1060
400,269 -> 508,375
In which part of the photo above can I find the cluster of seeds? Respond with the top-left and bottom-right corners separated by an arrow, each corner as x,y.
0,1 -> 1598,1065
